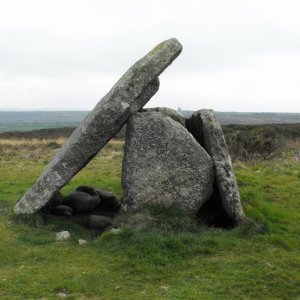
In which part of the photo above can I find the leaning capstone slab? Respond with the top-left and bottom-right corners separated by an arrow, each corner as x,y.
186,109 -> 245,224
14,38 -> 182,214
122,111 -> 214,215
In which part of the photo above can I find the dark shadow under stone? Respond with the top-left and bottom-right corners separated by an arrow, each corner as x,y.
197,182 -> 235,229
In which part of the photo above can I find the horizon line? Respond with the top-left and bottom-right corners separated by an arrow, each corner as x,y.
0,108 -> 299,114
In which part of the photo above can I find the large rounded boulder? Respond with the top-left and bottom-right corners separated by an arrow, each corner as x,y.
121,111 -> 214,215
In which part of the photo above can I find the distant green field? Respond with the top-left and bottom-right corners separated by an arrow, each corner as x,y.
0,111 -> 88,133
0,110 -> 300,133
0,137 -> 299,299
0,123 -> 77,133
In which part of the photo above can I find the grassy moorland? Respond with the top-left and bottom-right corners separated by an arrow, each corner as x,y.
0,132 -> 299,299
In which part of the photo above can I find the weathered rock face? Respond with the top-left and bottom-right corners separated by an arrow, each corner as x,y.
121,112 -> 214,215
66,191 -> 101,213
54,205 -> 73,217
74,186 -> 120,211
186,109 -> 245,224
14,38 -> 182,214
95,189 -> 120,211
142,107 -> 186,126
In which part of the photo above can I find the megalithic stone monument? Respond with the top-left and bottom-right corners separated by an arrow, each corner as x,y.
14,38 -> 183,214
186,109 -> 246,224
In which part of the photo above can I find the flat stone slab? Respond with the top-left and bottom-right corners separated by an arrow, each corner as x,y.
121,111 -> 214,215
186,109 -> 245,223
14,38 -> 182,214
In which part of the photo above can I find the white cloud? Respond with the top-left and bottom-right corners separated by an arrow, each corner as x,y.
0,0 -> 299,111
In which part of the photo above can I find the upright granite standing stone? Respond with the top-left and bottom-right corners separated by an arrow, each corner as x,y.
122,111 -> 214,215
186,109 -> 245,224
14,38 -> 183,214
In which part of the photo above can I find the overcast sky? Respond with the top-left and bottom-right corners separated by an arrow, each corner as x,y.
1,0 -> 300,112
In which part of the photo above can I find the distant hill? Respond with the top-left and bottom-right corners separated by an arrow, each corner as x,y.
0,110 -> 299,133
0,111 -> 88,133
180,110 -> 300,124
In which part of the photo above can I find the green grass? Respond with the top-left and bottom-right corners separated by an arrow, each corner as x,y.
0,141 -> 299,299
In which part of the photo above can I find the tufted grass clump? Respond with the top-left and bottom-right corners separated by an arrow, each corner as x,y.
96,229 -> 221,266
113,204 -> 200,233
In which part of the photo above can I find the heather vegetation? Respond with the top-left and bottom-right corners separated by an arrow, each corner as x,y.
2,123 -> 299,162
0,125 -> 299,299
